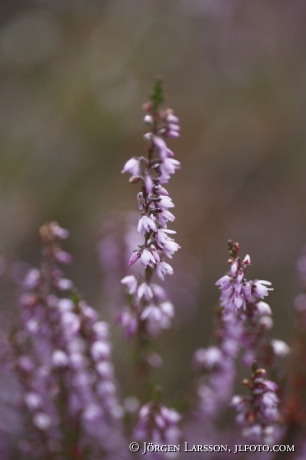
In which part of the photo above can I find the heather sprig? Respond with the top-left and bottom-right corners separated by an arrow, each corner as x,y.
116,81 -> 183,444
119,80 -> 180,340
193,240 -> 288,425
216,240 -> 289,366
5,222 -> 125,459
134,386 -> 181,450
117,82 -> 181,401
231,363 -> 280,444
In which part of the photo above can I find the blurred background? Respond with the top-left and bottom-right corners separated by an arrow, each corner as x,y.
0,0 -> 305,401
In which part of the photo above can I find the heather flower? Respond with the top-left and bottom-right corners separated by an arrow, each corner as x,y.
129,251 -> 141,266
270,339 -> 290,357
122,157 -> 141,176
137,215 -> 157,236
156,261 -> 173,281
121,275 -> 138,294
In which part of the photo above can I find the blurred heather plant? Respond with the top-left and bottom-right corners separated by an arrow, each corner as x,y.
3,222 -> 126,460
193,240 -> 289,444
98,211 -> 142,313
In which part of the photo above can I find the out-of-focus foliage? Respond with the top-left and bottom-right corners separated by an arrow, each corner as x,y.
0,0 -> 305,398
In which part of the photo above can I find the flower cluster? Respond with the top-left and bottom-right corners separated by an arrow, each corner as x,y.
5,222 -> 125,459
118,81 -> 180,338
231,364 -> 280,444
215,241 -> 273,312
215,241 -> 289,366
193,240 -> 288,430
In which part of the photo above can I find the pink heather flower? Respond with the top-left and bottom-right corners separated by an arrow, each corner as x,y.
61,311 -> 80,335
144,175 -> 154,195
137,282 -> 153,301
57,298 -> 74,312
128,251 -> 140,266
52,350 -> 69,367
153,136 -> 168,160
150,247 -> 160,263
166,114 -> 179,124
157,209 -> 175,227
56,278 -> 73,290
140,249 -> 157,268
156,261 -> 173,280
157,195 -> 175,210
121,275 -> 138,294
270,339 -> 290,357
117,311 -> 138,338
49,222 -> 69,239
33,413 -> 52,431
24,392 -> 42,410
121,158 -> 140,176
151,284 -> 167,301
160,301 -> 174,318
166,130 -> 180,138
256,301 -> 272,316
194,346 -> 223,370
155,185 -> 169,196
23,268 -> 41,290
162,240 -> 180,258
144,115 -> 153,124
92,321 -> 109,339
242,282 -> 252,301
160,158 -> 181,183
253,280 -> 273,298
19,356 -> 35,372
168,123 -> 180,133
258,316 -> 273,329
54,249 -> 73,265
243,254 -> 251,265
141,305 -> 162,322
91,341 -> 111,361
137,215 -> 157,236
155,228 -> 176,246
141,304 -> 173,335
215,274 -> 232,290
231,261 -> 239,275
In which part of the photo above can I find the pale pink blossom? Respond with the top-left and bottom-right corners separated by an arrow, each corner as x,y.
121,158 -> 140,176
156,261 -> 173,280
137,215 -> 157,236
121,275 -> 138,294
